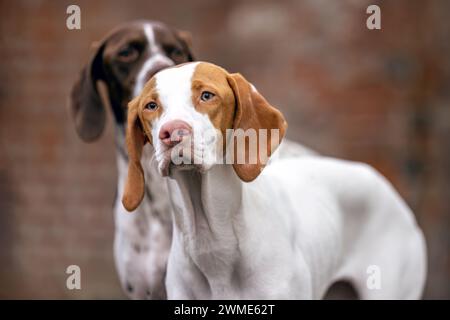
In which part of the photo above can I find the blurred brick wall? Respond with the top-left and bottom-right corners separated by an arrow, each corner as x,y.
0,0 -> 448,298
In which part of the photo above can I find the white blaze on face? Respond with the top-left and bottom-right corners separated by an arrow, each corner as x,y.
154,62 -> 199,123
151,62 -> 219,173
133,23 -> 175,98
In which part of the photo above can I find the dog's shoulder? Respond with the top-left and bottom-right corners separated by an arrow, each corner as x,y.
263,156 -> 380,186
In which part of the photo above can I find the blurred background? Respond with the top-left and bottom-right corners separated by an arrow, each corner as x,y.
0,0 -> 448,299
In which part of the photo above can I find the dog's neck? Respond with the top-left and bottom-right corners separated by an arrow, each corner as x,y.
167,164 -> 243,289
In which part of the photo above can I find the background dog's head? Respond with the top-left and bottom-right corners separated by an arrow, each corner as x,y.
70,20 -> 195,142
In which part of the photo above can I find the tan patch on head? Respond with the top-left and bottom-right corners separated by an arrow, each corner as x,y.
191,62 -> 236,136
128,77 -> 163,145
189,62 -> 287,182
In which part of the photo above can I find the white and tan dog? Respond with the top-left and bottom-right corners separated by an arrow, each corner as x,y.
122,61 -> 427,299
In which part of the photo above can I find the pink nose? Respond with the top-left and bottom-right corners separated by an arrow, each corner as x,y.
159,120 -> 192,146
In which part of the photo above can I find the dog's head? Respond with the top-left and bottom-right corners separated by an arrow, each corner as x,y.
122,62 -> 287,211
70,20 -> 195,142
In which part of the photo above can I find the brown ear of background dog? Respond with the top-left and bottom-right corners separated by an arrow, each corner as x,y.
70,50 -> 108,142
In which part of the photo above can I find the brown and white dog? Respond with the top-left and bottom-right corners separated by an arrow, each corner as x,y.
70,20 -> 195,299
122,62 -> 426,299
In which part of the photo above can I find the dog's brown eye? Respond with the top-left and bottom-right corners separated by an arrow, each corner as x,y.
145,102 -> 158,111
200,91 -> 215,102
117,45 -> 139,62
165,45 -> 184,58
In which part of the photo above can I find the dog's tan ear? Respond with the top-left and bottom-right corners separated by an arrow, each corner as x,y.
122,98 -> 146,212
69,42 -> 107,142
227,73 -> 287,182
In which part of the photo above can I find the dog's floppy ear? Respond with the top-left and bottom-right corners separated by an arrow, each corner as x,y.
174,29 -> 195,61
70,42 -> 108,142
122,98 -> 146,212
227,73 -> 287,182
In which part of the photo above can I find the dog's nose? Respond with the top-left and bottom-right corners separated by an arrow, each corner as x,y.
159,120 -> 192,146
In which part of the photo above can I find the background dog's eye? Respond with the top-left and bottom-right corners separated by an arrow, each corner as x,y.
145,102 -> 158,111
117,45 -> 139,62
200,91 -> 215,102
171,48 -> 183,57
165,45 -> 184,59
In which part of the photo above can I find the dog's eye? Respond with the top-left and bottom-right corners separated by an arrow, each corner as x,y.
171,48 -> 183,57
165,45 -> 184,58
145,102 -> 158,111
200,91 -> 215,102
117,45 -> 139,62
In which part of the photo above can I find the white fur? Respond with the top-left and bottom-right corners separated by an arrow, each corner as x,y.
145,63 -> 427,300
114,142 -> 172,299
163,159 -> 426,299
152,62 -> 218,175
133,24 -> 175,97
